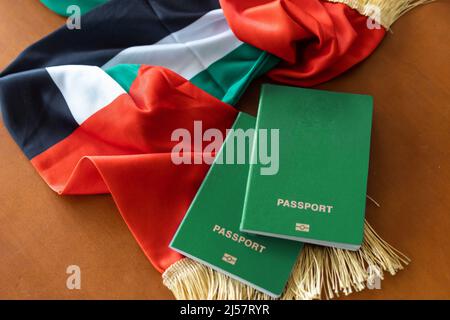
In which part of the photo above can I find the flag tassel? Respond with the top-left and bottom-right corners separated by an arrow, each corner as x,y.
283,221 -> 410,299
163,221 -> 410,300
328,0 -> 436,29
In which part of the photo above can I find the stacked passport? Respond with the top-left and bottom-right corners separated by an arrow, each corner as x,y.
171,84 -> 373,297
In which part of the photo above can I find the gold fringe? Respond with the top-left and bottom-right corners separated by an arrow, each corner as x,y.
163,257 -> 274,300
162,220 -> 410,300
326,0 -> 436,29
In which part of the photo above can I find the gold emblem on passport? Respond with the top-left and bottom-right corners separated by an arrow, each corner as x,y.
222,253 -> 238,265
295,223 -> 310,233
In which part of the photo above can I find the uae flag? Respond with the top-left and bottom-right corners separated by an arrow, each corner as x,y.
1,0 -> 429,299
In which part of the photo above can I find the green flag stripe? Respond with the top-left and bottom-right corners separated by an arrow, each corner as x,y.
40,0 -> 108,16
105,64 -> 140,93
190,44 -> 279,105
105,44 -> 279,105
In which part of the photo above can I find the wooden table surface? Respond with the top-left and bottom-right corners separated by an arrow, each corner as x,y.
0,1 -> 449,299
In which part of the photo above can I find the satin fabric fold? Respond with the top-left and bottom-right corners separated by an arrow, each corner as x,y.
29,66 -> 238,272
220,0 -> 386,86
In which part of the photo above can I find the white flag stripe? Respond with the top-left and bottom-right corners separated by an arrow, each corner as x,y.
47,65 -> 126,125
157,9 -> 231,45
101,9 -> 242,79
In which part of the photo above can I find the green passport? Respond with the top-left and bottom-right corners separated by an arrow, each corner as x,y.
170,112 -> 302,298
240,84 -> 373,251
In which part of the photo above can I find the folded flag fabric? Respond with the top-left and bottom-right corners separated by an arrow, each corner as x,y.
6,1 -> 278,104
37,0 -> 386,87
1,0 -> 429,299
1,0 -> 269,272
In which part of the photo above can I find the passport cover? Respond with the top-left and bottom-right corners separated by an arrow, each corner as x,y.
240,84 -> 373,250
170,112 -> 302,297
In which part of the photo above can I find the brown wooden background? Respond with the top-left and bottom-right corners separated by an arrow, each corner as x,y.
0,0 -> 449,299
